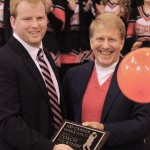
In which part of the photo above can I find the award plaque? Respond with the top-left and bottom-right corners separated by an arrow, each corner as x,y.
51,120 -> 109,150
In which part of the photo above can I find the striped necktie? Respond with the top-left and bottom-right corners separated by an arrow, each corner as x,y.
37,49 -> 63,129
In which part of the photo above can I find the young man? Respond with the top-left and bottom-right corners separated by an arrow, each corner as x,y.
63,13 -> 150,150
0,0 -> 73,150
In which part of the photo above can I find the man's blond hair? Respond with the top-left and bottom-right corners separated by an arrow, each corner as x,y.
10,0 -> 48,17
89,13 -> 126,40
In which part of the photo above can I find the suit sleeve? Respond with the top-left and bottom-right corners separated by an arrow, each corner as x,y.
0,56 -> 55,150
103,98 -> 150,146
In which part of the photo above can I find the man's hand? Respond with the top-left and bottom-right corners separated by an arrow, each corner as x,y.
53,144 -> 74,150
96,3 -> 105,14
45,0 -> 52,12
82,122 -> 104,130
83,0 -> 91,12
114,6 -> 121,16
67,0 -> 76,11
131,41 -> 142,51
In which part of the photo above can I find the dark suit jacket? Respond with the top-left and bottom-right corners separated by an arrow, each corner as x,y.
0,36 -> 66,150
63,60 -> 150,150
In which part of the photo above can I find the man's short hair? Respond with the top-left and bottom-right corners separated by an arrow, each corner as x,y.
89,13 -> 126,40
10,0 -> 47,17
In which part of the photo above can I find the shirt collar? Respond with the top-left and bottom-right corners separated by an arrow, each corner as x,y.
13,33 -> 43,60
95,59 -> 119,73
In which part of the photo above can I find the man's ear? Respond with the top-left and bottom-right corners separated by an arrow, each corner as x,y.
120,39 -> 125,52
90,38 -> 93,50
10,16 -> 16,30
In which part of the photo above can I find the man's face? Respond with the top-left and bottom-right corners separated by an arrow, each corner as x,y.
10,1 -> 47,47
90,24 -> 124,67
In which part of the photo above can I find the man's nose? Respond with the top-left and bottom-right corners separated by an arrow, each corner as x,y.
102,40 -> 109,49
31,19 -> 39,27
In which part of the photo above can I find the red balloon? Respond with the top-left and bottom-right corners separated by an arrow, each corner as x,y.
117,48 -> 150,103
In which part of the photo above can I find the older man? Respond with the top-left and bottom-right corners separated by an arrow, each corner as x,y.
63,13 -> 150,150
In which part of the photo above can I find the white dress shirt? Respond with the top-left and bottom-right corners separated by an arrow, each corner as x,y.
95,59 -> 119,86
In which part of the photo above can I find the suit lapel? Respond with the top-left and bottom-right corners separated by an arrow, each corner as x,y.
8,36 -> 48,99
101,60 -> 121,122
23,55 -> 48,98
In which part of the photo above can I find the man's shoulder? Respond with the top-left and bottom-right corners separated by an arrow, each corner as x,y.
69,61 -> 94,72
0,43 -> 11,55
0,41 -> 20,63
65,61 -> 94,80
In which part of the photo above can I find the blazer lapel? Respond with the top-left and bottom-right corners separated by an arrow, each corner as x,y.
101,60 -> 121,122
8,37 -> 48,99
23,56 -> 48,98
